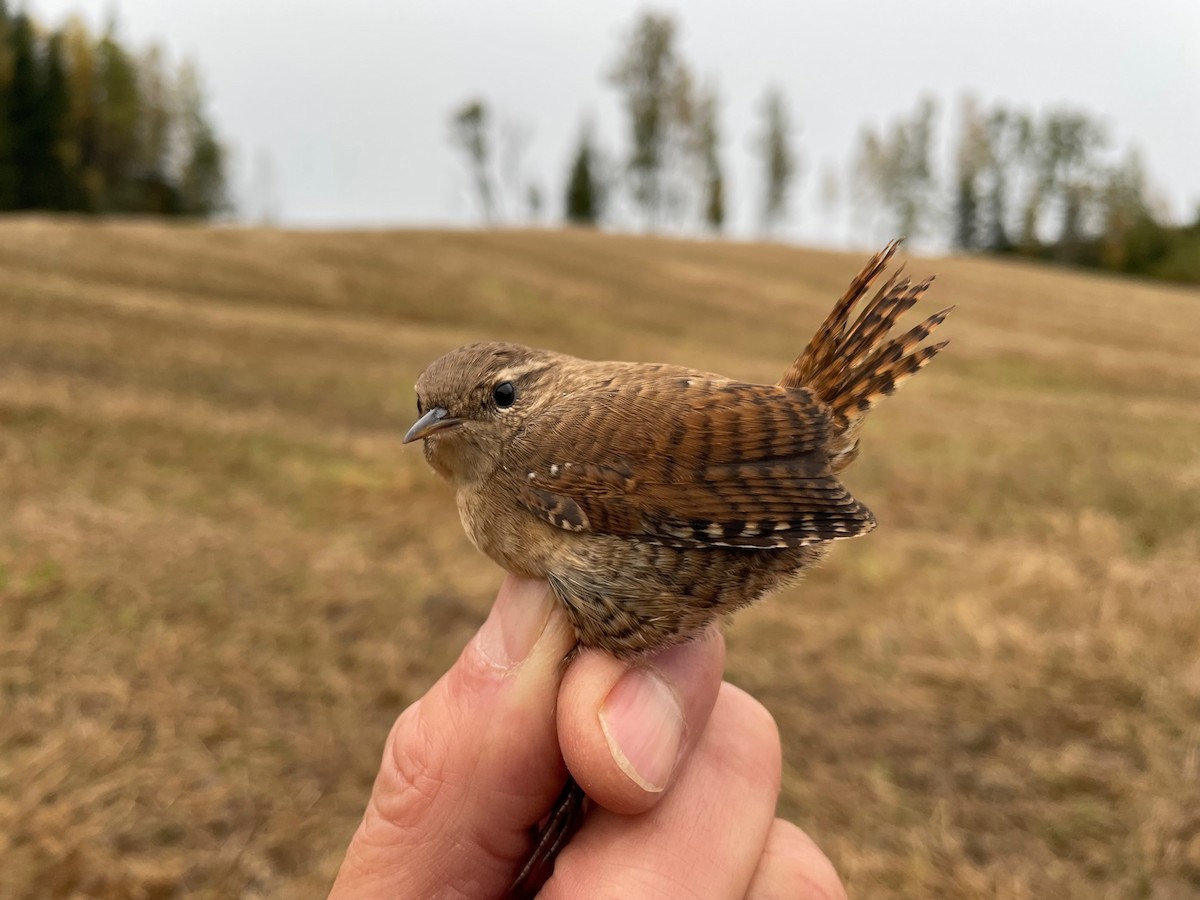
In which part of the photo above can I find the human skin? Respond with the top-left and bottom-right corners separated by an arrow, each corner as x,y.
329,575 -> 846,900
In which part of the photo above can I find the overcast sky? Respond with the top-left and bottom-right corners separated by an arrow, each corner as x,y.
29,0 -> 1200,245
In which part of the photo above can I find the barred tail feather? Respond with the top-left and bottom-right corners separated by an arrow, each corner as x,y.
784,239 -> 901,391
781,240 -> 952,472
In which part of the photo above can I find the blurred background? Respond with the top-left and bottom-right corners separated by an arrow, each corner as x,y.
0,2 -> 1198,898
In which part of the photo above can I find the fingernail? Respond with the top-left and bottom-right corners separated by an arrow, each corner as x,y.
477,577 -> 555,670
600,667 -> 684,793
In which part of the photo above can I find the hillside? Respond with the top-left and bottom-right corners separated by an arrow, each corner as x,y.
1,218 -> 1198,898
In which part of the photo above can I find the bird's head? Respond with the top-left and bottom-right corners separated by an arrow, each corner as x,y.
405,341 -> 561,484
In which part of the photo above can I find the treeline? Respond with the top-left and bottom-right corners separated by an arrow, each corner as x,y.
448,10 -> 1198,285
449,13 -> 798,239
855,97 -> 1200,283
0,3 -> 225,217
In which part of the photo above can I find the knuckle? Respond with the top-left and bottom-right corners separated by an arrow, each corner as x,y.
749,820 -> 847,900
371,700 -> 456,831
738,689 -> 783,749
717,683 -> 783,787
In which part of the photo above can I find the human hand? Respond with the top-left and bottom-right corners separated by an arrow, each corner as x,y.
329,575 -> 846,899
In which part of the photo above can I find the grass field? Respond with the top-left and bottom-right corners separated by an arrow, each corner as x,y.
1,218 -> 1198,899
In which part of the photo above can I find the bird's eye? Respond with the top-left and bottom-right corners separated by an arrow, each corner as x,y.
492,381 -> 516,409
416,396 -> 424,416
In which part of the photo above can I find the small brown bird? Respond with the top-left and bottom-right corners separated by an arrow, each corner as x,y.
404,240 -> 950,657
405,241 -> 949,896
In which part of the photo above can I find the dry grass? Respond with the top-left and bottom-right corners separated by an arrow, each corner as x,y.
1,217 -> 1198,899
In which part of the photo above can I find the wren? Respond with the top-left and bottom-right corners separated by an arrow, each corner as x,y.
404,241 -> 949,897
405,241 -> 950,657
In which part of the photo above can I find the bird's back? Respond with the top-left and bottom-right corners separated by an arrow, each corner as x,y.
499,364 -> 874,551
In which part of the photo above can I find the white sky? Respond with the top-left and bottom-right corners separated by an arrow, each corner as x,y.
28,0 -> 1200,246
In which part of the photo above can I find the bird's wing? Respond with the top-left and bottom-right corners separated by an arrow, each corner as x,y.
506,374 -> 875,549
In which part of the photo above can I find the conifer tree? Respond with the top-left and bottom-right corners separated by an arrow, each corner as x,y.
40,33 -> 72,209
565,126 -> 602,226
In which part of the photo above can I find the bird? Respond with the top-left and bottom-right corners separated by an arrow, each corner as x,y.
403,239 -> 950,896
404,240 -> 950,656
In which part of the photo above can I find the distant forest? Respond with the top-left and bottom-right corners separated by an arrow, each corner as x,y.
0,3 -> 225,217
1,6 -> 1194,285
448,11 -> 1200,285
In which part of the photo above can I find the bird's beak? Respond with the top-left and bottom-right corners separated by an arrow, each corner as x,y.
403,407 -> 462,443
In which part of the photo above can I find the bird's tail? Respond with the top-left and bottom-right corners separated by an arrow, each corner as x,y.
779,240 -> 952,473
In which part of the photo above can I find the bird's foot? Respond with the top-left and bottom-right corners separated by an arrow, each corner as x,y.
505,776 -> 588,899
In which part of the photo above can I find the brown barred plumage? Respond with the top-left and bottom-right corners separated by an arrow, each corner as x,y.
406,241 -> 949,655
404,242 -> 951,897
782,240 -> 952,472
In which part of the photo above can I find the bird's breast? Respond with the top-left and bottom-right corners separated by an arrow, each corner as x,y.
456,484 -> 563,580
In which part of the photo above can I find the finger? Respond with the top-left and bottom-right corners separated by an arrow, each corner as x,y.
546,682 -> 781,899
329,575 -> 576,900
557,626 -> 725,814
744,819 -> 847,900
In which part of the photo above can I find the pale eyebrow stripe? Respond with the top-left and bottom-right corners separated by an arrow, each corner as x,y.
494,360 -> 557,383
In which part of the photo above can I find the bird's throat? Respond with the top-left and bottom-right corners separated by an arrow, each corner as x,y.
423,430 -> 498,487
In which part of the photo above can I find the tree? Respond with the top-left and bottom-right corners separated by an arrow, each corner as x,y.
978,107 -> 1031,251
1020,108 -> 1106,247
1096,150 -> 1162,272
0,8 -> 224,217
1051,112 -> 1107,251
95,26 -> 141,211
756,86 -> 796,235
951,96 -> 989,250
691,83 -> 723,232
8,12 -> 48,209
852,96 -> 938,240
40,33 -> 74,209
659,62 -> 697,228
60,15 -> 101,210
845,94 -> 1188,283
449,99 -> 497,223
136,44 -> 176,212
609,12 -> 686,227
0,2 -> 16,208
175,60 -> 225,216
565,125 -> 603,226
6,13 -> 72,210
525,183 -> 543,223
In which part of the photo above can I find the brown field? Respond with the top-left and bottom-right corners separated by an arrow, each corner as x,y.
0,218 -> 1198,899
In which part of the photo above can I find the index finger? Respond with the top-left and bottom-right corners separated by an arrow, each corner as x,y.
330,576 -> 576,899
